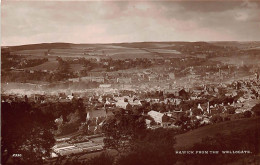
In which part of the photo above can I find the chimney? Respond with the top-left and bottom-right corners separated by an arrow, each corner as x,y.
207,102 -> 210,114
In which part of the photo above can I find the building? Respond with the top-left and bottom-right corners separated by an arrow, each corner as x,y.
81,76 -> 105,83
148,75 -> 158,82
115,100 -> 128,109
255,72 -> 259,81
169,73 -> 175,80
99,84 -> 111,88
33,94 -> 45,102
148,110 -> 170,127
164,89 -> 179,96
68,78 -> 80,83
148,110 -> 164,124
88,72 -> 106,77
117,78 -> 132,84
86,109 -> 107,120
91,77 -> 105,83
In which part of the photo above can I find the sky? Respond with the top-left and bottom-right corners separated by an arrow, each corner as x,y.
1,0 -> 260,46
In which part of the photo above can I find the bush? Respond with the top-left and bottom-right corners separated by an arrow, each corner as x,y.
227,107 -> 236,114
243,111 -> 252,118
63,152 -> 114,165
210,115 -> 223,123
87,152 -> 114,165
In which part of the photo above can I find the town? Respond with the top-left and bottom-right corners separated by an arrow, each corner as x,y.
2,41 -> 260,164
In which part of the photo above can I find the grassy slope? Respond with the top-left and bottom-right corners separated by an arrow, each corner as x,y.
4,42 -> 195,59
9,41 -> 260,60
25,61 -> 59,71
175,117 -> 260,150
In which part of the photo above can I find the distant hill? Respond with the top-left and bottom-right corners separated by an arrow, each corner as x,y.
2,41 -> 260,60
4,41 -> 260,50
7,42 -> 72,51
210,41 -> 260,49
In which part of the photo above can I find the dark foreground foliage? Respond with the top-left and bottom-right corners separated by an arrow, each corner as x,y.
1,102 -> 56,165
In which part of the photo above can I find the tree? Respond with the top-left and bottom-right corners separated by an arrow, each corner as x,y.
57,110 -> 82,136
63,151 -> 114,165
226,106 -> 236,114
175,113 -> 192,131
72,98 -> 86,121
210,114 -> 223,123
1,102 -> 56,164
179,89 -> 189,100
243,111 -> 252,118
192,108 -> 203,116
85,152 -> 114,165
102,111 -> 146,155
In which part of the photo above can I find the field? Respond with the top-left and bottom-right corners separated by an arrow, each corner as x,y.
7,42 -> 190,60
210,55 -> 260,65
210,41 -> 260,49
69,64 -> 85,72
7,41 -> 260,61
145,48 -> 181,54
175,117 -> 260,149
25,61 -> 59,71
12,49 -> 48,56
4,41 -> 260,74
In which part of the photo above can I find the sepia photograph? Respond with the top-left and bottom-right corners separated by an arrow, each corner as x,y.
1,0 -> 260,164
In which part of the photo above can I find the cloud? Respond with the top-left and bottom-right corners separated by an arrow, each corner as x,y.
1,1 -> 260,46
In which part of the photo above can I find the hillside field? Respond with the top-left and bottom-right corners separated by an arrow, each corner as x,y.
175,117 -> 260,149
